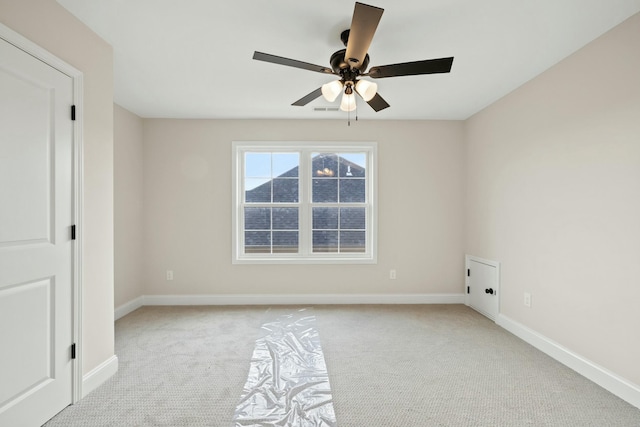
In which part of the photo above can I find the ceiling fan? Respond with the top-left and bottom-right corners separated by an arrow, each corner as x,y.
253,2 -> 454,113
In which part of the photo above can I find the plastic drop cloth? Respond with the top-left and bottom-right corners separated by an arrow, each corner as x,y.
232,308 -> 338,427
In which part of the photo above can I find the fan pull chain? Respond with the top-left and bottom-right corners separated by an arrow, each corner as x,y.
347,94 -> 358,127
355,98 -> 359,122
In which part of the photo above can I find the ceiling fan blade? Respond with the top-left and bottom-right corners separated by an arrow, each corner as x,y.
253,51 -> 334,74
344,2 -> 384,70
365,92 -> 390,112
368,57 -> 454,79
292,88 -> 323,106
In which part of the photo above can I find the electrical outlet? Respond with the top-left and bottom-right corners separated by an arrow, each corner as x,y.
390,269 -> 396,280
524,292 -> 531,307
166,270 -> 174,281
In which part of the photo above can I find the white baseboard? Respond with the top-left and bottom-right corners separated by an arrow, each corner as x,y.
140,293 -> 465,306
497,314 -> 640,410
115,293 -> 464,320
82,355 -> 118,398
115,296 -> 145,320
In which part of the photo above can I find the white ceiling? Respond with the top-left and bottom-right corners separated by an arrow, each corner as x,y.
57,0 -> 640,120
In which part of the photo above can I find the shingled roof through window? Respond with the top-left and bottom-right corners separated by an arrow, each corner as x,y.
245,154 -> 366,203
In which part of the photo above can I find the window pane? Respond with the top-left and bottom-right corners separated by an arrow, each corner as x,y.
245,153 -> 271,178
313,179 -> 338,203
340,231 -> 366,252
313,230 -> 338,253
273,153 -> 299,177
245,231 -> 271,253
312,153 -> 338,177
339,178 -> 365,203
273,208 -> 298,230
273,231 -> 298,253
245,179 -> 271,203
340,208 -> 366,229
273,178 -> 298,202
338,153 -> 366,177
313,207 -> 338,229
245,207 -> 271,230
235,143 -> 374,262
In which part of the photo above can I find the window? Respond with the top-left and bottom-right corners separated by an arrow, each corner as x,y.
232,142 -> 377,264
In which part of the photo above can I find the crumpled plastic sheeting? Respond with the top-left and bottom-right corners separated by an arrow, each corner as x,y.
232,308 -> 338,427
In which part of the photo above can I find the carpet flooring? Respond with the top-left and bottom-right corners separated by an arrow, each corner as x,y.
44,305 -> 640,426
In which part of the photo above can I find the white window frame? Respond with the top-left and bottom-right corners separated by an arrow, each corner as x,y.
232,141 -> 377,264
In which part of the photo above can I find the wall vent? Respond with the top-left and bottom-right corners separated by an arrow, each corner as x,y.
313,107 -> 340,112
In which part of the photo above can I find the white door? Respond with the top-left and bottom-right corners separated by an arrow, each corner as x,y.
466,256 -> 500,321
0,36 -> 75,427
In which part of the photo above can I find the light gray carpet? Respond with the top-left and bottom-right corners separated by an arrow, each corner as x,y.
44,305 -> 640,426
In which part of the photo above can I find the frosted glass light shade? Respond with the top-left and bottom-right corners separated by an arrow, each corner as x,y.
355,80 -> 378,101
340,93 -> 356,111
321,80 -> 343,102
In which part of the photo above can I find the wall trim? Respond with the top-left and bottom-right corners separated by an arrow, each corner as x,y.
115,296 -> 145,320
115,293 -> 465,319
497,313 -> 640,410
81,355 -> 118,398
143,293 -> 465,306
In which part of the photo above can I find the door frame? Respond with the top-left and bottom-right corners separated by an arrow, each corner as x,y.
465,255 -> 500,321
0,22 -> 84,403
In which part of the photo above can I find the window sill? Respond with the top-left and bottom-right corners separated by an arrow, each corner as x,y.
232,255 -> 377,265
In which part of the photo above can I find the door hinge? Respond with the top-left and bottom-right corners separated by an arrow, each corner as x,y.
467,268 -> 470,277
71,105 -> 76,121
71,343 -> 76,359
467,286 -> 470,294
71,225 -> 76,240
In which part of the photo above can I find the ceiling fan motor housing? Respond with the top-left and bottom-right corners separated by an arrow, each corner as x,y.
330,49 -> 370,78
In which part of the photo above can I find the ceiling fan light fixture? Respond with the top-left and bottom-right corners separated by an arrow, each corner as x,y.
355,79 -> 378,101
321,80 -> 343,102
340,92 -> 356,112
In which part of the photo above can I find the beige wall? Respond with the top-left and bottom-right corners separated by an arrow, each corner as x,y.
0,0 -> 115,375
141,120 -> 466,296
114,105 -> 144,307
465,12 -> 640,385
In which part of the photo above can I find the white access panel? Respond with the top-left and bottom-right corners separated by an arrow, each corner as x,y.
465,255 -> 500,321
